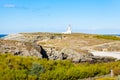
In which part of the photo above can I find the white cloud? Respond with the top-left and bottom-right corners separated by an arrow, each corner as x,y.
3,4 -> 15,8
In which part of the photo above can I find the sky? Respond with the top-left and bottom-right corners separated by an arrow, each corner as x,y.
0,0 -> 120,34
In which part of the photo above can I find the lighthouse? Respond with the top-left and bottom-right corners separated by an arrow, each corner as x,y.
62,25 -> 72,34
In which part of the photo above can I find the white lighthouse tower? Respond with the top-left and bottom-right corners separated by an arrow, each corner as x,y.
62,24 -> 72,34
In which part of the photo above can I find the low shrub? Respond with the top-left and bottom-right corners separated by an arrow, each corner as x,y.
29,63 -> 45,76
0,54 -> 120,79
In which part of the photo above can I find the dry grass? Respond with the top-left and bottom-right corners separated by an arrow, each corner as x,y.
35,33 -> 116,53
5,32 -> 119,53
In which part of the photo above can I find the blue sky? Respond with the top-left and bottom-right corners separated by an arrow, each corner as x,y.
0,0 -> 120,34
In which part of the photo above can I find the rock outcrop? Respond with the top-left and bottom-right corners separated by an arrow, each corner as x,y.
0,40 -> 43,58
43,47 -> 116,63
3,33 -> 62,42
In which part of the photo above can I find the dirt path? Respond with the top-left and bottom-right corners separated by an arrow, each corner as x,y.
91,51 -> 120,59
81,41 -> 120,51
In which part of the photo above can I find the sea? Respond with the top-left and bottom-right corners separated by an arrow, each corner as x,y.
0,34 -> 120,38
0,34 -> 7,38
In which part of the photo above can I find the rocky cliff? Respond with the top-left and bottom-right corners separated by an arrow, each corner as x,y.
0,39 -> 91,62
0,40 -> 42,58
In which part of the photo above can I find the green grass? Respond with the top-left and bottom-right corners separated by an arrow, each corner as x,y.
95,35 -> 120,41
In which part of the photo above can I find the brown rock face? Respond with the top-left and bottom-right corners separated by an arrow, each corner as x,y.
0,40 -> 43,58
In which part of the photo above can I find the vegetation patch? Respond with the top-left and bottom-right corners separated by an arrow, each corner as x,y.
94,35 -> 120,41
0,53 -> 120,80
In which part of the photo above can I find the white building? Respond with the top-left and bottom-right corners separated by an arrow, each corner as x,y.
62,25 -> 72,34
